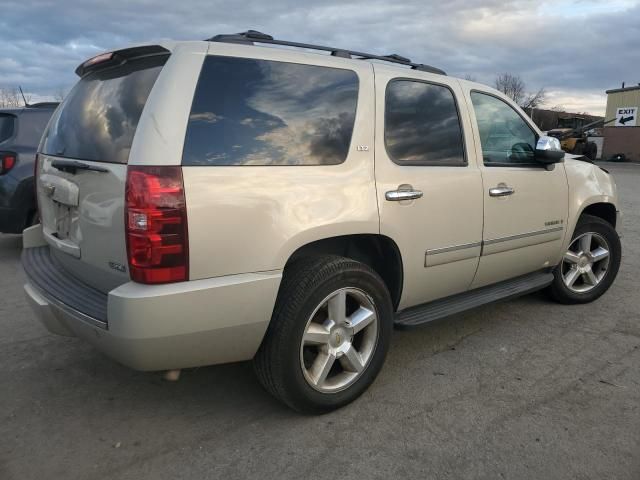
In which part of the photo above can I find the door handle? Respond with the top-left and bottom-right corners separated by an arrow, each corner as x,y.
385,189 -> 423,201
489,185 -> 515,197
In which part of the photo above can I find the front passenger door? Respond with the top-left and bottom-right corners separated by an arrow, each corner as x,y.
466,90 -> 568,288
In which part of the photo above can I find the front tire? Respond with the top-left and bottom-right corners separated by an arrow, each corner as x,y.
254,255 -> 393,413
548,214 -> 621,304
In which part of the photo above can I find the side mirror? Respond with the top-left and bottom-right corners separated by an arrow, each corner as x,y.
535,136 -> 565,164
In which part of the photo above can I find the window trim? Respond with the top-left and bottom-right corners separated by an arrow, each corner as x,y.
384,77 -> 468,167
182,54 -> 361,167
469,89 -> 544,169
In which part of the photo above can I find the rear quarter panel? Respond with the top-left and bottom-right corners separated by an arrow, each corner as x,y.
182,44 -> 377,279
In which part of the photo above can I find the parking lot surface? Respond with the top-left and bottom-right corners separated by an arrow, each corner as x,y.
1,162 -> 639,480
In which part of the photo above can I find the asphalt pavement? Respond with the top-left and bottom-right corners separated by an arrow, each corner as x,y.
1,162 -> 638,480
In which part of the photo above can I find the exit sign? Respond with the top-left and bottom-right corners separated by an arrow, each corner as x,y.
615,107 -> 637,127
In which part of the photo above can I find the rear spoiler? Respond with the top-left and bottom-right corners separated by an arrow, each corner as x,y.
75,45 -> 170,77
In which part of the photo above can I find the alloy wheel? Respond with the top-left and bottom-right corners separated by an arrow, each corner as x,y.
300,288 -> 378,393
561,232 -> 610,293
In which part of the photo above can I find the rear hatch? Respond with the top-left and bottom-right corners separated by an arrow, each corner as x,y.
37,48 -> 168,293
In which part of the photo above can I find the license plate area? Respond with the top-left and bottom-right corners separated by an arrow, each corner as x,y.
52,201 -> 73,239
39,172 -> 81,257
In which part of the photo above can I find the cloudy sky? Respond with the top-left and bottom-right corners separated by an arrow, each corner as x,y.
1,0 -> 639,115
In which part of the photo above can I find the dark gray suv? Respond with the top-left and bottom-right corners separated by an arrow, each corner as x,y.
0,102 -> 58,233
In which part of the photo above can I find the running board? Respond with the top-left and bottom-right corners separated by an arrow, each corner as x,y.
394,271 -> 554,329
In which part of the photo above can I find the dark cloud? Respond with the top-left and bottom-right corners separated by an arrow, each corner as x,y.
1,0 -> 638,114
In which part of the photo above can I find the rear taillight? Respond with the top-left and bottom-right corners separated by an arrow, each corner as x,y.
0,152 -> 16,175
125,166 -> 189,284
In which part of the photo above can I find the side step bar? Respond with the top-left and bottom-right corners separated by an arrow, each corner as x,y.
394,271 -> 554,329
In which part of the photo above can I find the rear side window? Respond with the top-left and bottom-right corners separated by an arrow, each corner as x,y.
183,56 -> 359,166
0,114 -> 15,143
41,55 -> 167,164
385,80 -> 465,166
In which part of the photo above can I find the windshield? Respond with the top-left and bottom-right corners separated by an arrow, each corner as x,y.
40,55 -> 167,164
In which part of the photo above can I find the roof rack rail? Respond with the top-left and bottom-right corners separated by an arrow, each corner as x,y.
207,30 -> 446,75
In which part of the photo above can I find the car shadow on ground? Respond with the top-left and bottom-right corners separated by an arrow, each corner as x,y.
33,290 -> 551,422
4,230 -> 553,422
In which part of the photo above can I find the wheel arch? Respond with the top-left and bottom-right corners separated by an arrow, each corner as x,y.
580,202 -> 617,229
560,197 -> 619,263
284,234 -> 404,310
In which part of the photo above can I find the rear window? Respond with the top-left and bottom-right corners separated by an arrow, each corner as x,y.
183,56 -> 359,166
0,114 -> 15,143
41,55 -> 167,164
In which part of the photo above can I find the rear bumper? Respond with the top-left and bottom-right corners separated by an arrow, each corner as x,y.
23,246 -> 282,371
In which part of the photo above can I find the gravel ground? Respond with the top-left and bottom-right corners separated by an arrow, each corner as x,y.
1,162 -> 638,480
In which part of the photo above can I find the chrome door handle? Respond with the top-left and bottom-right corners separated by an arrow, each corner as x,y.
385,189 -> 423,201
489,185 -> 515,197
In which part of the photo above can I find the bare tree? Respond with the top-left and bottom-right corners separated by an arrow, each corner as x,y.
0,86 -> 32,107
495,73 -> 526,105
0,87 -> 22,108
464,74 -> 477,82
521,87 -> 547,109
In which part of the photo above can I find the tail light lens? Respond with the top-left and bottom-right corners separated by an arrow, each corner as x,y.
125,166 -> 189,284
0,152 -> 16,175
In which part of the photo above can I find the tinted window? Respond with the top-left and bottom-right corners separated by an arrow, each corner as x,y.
183,56 -> 359,166
0,114 -> 15,143
41,55 -> 167,164
385,80 -> 465,166
470,92 -> 537,165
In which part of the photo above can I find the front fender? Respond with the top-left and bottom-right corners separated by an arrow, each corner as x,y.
563,158 -> 619,252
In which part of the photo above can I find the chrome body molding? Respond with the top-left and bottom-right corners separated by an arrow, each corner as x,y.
425,227 -> 564,267
425,242 -> 482,267
484,226 -> 564,246
426,241 -> 482,255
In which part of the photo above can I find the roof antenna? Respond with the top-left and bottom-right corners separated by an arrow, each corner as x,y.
18,86 -> 30,107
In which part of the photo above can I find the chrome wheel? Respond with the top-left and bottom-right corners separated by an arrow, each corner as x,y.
300,288 -> 378,393
562,232 -> 610,293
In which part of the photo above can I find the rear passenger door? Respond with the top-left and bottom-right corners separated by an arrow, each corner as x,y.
373,67 -> 483,309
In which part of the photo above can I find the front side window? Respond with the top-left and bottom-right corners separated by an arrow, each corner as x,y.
0,114 -> 15,143
385,80 -> 465,166
183,56 -> 359,166
470,92 -> 537,166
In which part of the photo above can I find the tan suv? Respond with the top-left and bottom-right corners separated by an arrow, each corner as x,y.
23,31 -> 622,413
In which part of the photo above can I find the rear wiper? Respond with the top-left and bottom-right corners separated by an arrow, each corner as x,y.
51,159 -> 109,174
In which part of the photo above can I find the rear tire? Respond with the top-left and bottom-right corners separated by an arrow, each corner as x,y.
547,214 -> 620,304
254,255 -> 393,413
